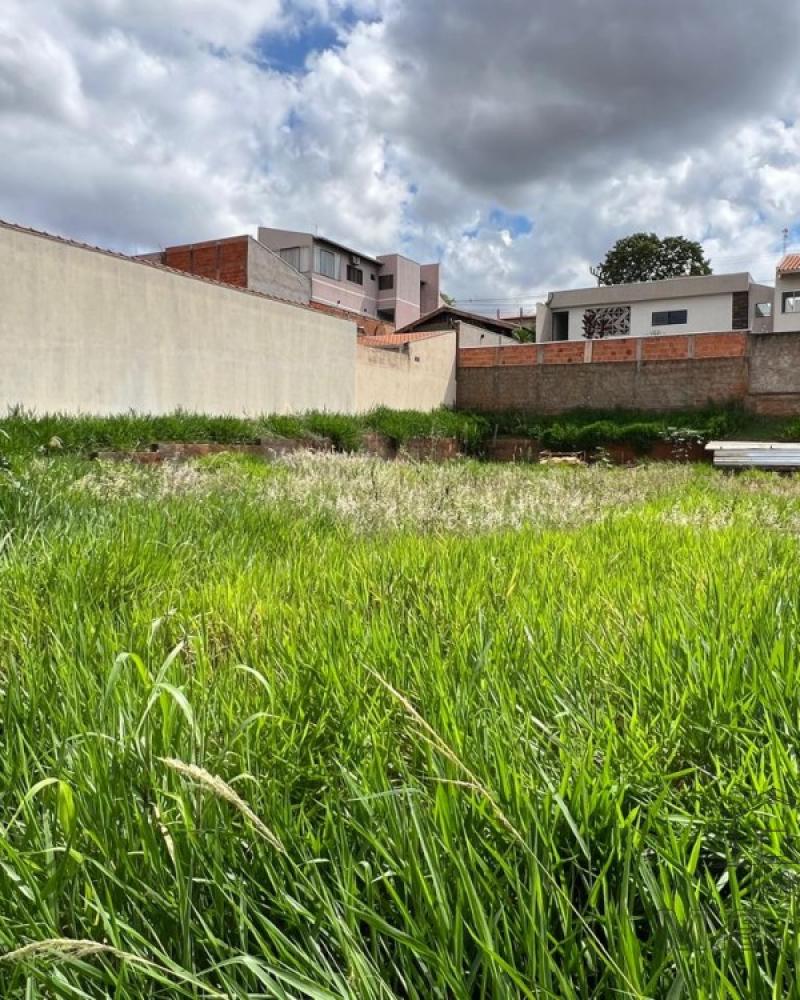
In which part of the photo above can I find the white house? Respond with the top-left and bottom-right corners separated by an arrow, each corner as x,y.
775,255 -> 800,333
535,273 -> 774,342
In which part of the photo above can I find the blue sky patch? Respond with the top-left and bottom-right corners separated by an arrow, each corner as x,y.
256,21 -> 340,73
256,5 -> 378,74
489,208 -> 533,237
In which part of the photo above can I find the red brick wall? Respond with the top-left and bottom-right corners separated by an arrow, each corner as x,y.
163,238 -> 249,288
641,336 -> 690,361
456,331 -> 751,414
541,342 -> 584,364
591,339 -> 637,363
458,332 -> 748,370
694,333 -> 748,358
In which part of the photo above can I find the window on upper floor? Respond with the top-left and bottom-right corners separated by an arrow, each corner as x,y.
783,291 -> 800,314
314,247 -> 340,280
755,302 -> 772,318
280,247 -> 309,272
346,265 -> 364,285
378,274 -> 394,291
652,309 -> 688,326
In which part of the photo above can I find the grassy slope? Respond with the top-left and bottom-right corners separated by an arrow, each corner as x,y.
1,455 -> 800,997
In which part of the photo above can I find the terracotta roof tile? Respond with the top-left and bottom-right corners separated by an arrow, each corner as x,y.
778,254 -> 800,275
358,331 -> 451,347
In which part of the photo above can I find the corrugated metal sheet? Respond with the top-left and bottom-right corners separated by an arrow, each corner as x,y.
705,441 -> 800,468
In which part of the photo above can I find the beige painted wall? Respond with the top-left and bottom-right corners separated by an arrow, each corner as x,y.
774,272 -> 800,333
0,224 -> 357,415
355,333 -> 456,412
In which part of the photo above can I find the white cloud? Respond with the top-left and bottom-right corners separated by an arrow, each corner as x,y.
0,0 -> 798,310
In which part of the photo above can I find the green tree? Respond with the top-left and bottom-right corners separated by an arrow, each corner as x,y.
594,233 -> 711,286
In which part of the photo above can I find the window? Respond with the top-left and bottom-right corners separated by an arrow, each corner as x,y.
378,274 -> 394,291
755,302 -> 772,318
279,247 -> 309,272
652,309 -> 688,326
346,264 -> 364,285
314,247 -> 339,280
783,291 -> 800,314
552,311 -> 569,341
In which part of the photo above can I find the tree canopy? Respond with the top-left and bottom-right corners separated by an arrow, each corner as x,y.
594,233 -> 711,286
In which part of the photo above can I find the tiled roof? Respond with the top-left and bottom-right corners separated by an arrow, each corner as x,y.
397,305 -> 516,335
358,331 -> 451,348
778,254 -> 800,275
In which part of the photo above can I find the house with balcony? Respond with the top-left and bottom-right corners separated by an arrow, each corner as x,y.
257,228 -> 441,328
535,273 -> 775,342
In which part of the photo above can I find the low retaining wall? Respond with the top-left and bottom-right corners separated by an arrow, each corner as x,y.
457,333 -> 750,414
457,330 -> 800,415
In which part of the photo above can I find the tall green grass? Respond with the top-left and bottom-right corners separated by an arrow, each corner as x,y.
1,455 -> 800,997
2,403 -> 796,460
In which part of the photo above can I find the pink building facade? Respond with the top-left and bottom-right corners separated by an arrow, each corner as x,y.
258,228 -> 441,328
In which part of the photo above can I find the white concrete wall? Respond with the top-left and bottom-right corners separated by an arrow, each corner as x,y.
775,273 -> 800,333
457,321 -> 518,347
0,224 -> 357,415
542,293 -> 736,341
355,332 -> 456,412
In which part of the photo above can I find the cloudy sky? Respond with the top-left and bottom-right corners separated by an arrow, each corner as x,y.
1,0 -> 799,313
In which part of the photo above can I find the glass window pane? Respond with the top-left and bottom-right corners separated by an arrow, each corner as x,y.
317,249 -> 339,279
784,292 -> 800,314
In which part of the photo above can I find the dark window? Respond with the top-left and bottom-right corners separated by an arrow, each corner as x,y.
732,290 -> 749,330
652,309 -> 688,326
783,291 -> 800,314
552,311 -> 569,341
379,274 -> 394,291
377,308 -> 395,322
346,265 -> 364,285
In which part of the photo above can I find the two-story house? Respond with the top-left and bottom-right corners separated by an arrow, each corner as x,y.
257,228 -> 441,329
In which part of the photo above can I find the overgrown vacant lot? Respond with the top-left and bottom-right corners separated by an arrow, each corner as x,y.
2,452 -> 800,997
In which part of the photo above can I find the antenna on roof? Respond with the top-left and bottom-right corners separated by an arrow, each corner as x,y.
783,227 -> 790,255
589,265 -> 602,286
